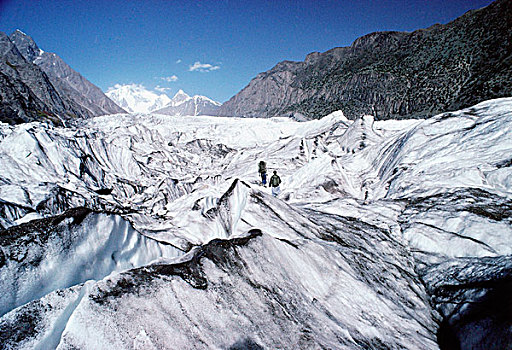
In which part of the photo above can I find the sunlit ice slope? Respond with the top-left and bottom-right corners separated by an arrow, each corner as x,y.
0,98 -> 511,349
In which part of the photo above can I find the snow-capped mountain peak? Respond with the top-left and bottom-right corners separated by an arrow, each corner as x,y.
105,84 -> 171,114
193,94 -> 221,106
104,84 -> 219,116
171,89 -> 191,106
153,91 -> 221,116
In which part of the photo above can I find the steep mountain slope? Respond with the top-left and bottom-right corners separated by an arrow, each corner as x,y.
0,30 -> 124,125
10,30 -> 125,117
105,84 -> 171,113
219,0 -> 512,120
153,89 -> 221,116
0,32 -> 77,125
0,98 -> 511,348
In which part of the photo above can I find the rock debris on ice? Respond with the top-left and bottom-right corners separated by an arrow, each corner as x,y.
0,98 -> 511,349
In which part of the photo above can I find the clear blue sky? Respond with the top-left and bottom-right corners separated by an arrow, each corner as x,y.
0,0 -> 494,103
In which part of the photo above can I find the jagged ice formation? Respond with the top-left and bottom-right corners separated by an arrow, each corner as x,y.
0,98 -> 511,349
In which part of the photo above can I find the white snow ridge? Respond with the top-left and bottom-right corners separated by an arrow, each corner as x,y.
105,83 -> 171,114
106,85 -> 220,116
1,98 -> 511,349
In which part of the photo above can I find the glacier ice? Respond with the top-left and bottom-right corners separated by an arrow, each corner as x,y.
0,98 -> 511,349
0,209 -> 182,318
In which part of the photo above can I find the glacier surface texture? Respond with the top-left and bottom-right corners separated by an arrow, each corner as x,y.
0,98 -> 511,349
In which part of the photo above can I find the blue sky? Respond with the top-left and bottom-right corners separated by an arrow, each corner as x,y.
0,0 -> 494,103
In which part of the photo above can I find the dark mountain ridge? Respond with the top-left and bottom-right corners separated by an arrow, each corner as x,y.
0,30 -> 124,125
218,0 -> 512,120
0,31 -> 70,125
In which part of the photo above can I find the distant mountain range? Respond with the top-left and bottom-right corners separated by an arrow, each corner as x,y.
218,0 -> 512,120
0,30 -> 125,125
153,90 -> 221,116
105,84 -> 171,114
106,85 -> 220,116
3,0 -> 510,125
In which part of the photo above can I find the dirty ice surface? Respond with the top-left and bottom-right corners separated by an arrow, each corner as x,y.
0,98 -> 511,349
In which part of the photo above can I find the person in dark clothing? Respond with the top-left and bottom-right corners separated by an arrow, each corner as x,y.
269,170 -> 281,197
258,160 -> 267,186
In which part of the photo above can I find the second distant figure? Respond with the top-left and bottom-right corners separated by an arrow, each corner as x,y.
269,170 -> 281,197
258,160 -> 267,186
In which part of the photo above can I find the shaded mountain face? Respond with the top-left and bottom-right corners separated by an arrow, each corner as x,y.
0,97 -> 511,349
10,30 -> 126,119
218,0 -> 512,120
0,31 -> 72,125
0,30 -> 124,126
153,89 -> 221,116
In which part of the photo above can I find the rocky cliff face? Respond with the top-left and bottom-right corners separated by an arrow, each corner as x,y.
0,30 -> 124,126
0,32 -> 73,125
218,0 -> 512,120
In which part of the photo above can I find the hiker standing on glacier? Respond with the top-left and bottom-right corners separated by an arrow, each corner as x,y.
269,170 -> 282,197
258,160 -> 267,186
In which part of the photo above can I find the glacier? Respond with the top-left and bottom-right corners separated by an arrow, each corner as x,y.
0,98 -> 511,349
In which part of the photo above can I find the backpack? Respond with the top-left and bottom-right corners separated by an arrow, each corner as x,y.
258,161 -> 267,173
270,175 -> 281,187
